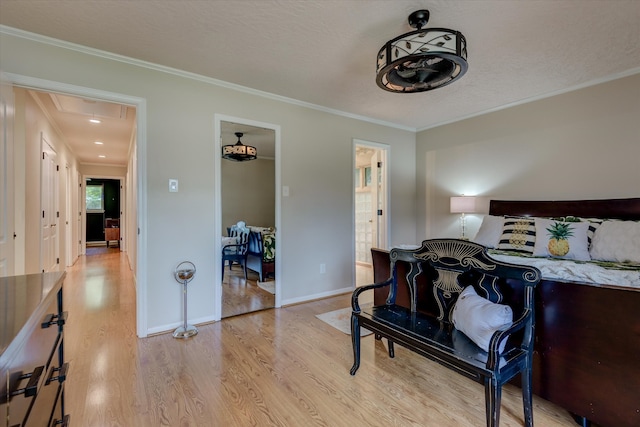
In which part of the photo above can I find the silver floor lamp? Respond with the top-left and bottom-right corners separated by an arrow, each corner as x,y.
173,261 -> 198,338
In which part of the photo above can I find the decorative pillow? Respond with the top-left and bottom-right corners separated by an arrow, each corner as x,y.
578,217 -> 604,248
262,233 -> 276,262
497,217 -> 536,254
452,286 -> 513,352
533,218 -> 591,261
473,215 -> 504,248
590,220 -> 640,263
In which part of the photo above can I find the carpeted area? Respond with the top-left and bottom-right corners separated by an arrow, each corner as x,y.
316,306 -> 372,336
257,280 -> 275,294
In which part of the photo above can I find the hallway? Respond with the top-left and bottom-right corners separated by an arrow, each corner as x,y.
62,251 -> 577,426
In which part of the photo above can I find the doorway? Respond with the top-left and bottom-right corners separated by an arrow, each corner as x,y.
84,177 -> 123,250
354,140 -> 388,288
4,73 -> 147,336
214,115 -> 281,320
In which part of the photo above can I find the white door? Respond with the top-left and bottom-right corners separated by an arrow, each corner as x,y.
369,149 -> 388,249
0,79 -> 15,277
78,172 -> 83,256
41,135 -> 59,273
354,141 -> 389,286
66,165 -> 73,266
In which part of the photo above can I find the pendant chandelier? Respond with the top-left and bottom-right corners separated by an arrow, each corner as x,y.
376,10 -> 468,93
222,132 -> 257,162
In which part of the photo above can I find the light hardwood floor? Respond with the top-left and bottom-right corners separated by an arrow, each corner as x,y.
222,264 -> 275,318
64,250 -> 579,426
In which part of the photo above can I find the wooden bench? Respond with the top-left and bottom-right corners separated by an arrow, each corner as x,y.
350,239 -> 541,427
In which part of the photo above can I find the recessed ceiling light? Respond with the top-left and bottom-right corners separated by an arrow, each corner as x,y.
94,141 -> 103,145
98,155 -> 106,158
90,118 -> 101,124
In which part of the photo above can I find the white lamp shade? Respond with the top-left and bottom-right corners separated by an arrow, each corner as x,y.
450,196 -> 479,214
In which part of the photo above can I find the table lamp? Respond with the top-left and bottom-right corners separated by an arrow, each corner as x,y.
450,196 -> 479,240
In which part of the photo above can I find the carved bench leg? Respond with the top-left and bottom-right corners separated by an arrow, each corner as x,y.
350,313 -> 360,375
485,377 -> 501,427
522,366 -> 534,427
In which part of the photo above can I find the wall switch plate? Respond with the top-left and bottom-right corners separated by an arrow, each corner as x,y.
282,185 -> 290,197
320,263 -> 326,274
169,179 -> 178,192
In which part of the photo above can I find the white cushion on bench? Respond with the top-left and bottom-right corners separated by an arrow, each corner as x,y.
452,285 -> 513,352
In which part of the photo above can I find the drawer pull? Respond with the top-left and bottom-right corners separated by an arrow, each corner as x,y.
52,414 -> 70,426
41,311 -> 68,328
10,365 -> 44,398
47,362 -> 70,384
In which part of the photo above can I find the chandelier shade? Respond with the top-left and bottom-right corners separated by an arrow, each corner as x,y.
376,10 -> 468,93
222,132 -> 257,162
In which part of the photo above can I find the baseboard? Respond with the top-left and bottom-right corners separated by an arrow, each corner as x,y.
281,286 -> 353,307
146,314 -> 218,336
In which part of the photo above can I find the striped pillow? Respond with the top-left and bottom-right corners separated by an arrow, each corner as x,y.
497,217 -> 536,254
578,217 -> 604,248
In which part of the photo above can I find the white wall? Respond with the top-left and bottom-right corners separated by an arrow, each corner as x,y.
0,31 -> 417,334
222,158 -> 275,232
14,87 -> 82,274
416,73 -> 640,241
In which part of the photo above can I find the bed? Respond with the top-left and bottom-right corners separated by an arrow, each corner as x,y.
487,198 -> 640,427
372,197 -> 640,427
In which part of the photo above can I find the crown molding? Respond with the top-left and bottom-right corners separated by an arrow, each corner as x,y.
0,25 -> 416,132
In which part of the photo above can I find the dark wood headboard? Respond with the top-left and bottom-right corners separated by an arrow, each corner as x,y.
489,198 -> 640,220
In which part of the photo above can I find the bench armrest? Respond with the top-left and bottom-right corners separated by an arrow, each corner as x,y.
351,278 -> 393,312
486,307 -> 533,369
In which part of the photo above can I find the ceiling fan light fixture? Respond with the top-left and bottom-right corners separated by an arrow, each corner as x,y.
222,132 -> 257,162
376,10 -> 468,93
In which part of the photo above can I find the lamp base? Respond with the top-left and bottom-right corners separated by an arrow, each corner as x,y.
173,324 -> 198,339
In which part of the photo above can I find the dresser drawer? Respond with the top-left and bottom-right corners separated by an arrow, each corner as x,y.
4,302 -> 62,426
1,273 -> 67,427
24,339 -> 68,427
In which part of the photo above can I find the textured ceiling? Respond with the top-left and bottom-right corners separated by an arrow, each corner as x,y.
2,0 -> 639,133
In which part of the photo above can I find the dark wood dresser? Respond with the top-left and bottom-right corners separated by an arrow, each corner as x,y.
1,272 -> 70,427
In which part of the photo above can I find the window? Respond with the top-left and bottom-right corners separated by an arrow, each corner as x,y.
86,184 -> 104,212
364,166 -> 372,187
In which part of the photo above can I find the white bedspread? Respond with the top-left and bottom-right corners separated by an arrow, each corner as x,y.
489,253 -> 640,289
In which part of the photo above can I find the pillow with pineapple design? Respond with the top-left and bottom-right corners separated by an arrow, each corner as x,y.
533,218 -> 591,261
497,217 -> 536,254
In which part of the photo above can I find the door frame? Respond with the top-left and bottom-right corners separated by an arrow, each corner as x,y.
213,113 -> 282,321
4,72 -> 149,337
352,139 -> 390,284
0,76 -> 15,276
81,176 -> 125,252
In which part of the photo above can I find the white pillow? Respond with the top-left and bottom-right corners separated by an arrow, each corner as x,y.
452,286 -> 513,352
533,218 -> 591,261
590,220 -> 640,263
473,215 -> 504,248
